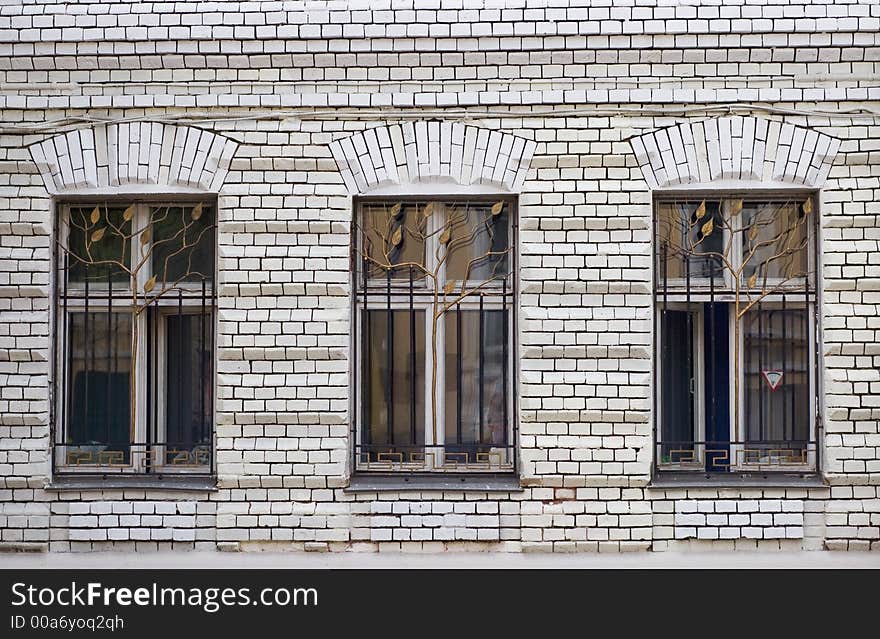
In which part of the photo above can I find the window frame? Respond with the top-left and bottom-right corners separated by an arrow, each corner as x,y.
652,189 -> 822,478
350,194 -> 519,476
51,195 -> 218,477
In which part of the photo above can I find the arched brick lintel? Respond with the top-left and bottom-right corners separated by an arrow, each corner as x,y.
28,122 -> 239,195
329,121 -> 537,195
629,116 -> 841,189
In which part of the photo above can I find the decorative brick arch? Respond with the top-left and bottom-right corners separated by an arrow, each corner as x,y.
629,116 -> 840,189
28,122 -> 239,194
329,121 -> 537,195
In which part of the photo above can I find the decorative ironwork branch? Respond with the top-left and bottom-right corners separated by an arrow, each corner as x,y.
660,196 -> 813,440
357,199 -> 511,444
57,203 -> 215,442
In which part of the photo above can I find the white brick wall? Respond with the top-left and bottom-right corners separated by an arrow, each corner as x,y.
0,0 -> 878,553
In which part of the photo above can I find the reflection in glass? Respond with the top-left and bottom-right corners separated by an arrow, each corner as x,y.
362,310 -> 425,460
67,205 -> 132,283
656,200 -> 724,281
165,313 -> 213,466
66,311 -> 132,464
444,309 -> 507,459
659,310 -> 696,463
445,203 -> 510,283
151,205 -> 215,283
361,202 -> 427,280
740,201 -> 807,285
743,306 -> 810,458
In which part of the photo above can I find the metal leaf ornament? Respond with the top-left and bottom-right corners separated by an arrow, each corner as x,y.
90,227 -> 105,243
144,276 -> 156,293
748,224 -> 759,242
730,199 -> 743,216
443,280 -> 456,295
423,202 -> 434,218
389,202 -> 402,219
191,203 -> 203,221
122,204 -> 135,222
439,225 -> 451,245
695,200 -> 706,220
748,273 -> 758,289
140,228 -> 151,245
90,207 -> 101,225
491,201 -> 504,216
799,198 -> 812,219
390,226 -> 403,248
701,217 -> 714,237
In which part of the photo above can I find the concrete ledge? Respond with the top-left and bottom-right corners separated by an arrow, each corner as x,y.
345,475 -> 523,493
648,474 -> 827,489
45,476 -> 218,493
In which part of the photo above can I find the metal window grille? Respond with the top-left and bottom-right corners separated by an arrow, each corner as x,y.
653,194 -> 820,475
352,197 -> 518,474
52,200 -> 216,476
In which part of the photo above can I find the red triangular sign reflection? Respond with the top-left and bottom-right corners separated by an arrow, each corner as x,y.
762,370 -> 784,391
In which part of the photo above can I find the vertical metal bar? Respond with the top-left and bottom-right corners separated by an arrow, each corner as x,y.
502,277 -> 508,447
52,208 -> 60,471
201,278 -> 206,448
511,202 -> 519,472
782,297 -> 788,442
409,266 -> 416,446
145,305 -> 152,473
685,237 -> 693,449
364,250 -> 371,455
61,224 -> 69,450
790,301 -> 796,447
351,218 -> 358,470
758,302 -> 764,443
386,268 -> 393,446
211,225 -> 216,477
709,257 -> 715,451
177,287 -> 183,451
456,301 -> 462,446
805,252 -> 811,458
84,275 -> 90,441
661,240 -> 668,454
106,274 -> 112,446
652,207 -> 659,475
479,293 -> 485,445
745,301 -> 751,444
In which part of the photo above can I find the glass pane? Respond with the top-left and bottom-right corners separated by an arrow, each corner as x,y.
444,201 -> 510,283
743,306 -> 810,461
659,310 -> 696,464
740,200 -> 809,286
444,309 -> 508,460
165,313 -> 213,467
66,205 -> 132,283
360,202 -> 427,281
65,311 -> 132,465
361,309 -> 425,462
656,200 -> 724,282
151,204 -> 215,283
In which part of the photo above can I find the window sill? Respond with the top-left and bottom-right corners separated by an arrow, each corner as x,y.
45,475 -> 217,492
345,474 -> 523,493
648,473 -> 826,489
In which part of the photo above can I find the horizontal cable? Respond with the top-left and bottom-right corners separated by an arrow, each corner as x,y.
3,101 -> 880,136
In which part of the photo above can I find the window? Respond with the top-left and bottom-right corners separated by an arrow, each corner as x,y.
54,201 -> 216,474
353,198 -> 516,473
654,195 -> 818,474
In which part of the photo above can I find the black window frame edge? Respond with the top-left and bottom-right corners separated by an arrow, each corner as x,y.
650,188 -> 824,484
348,194 -> 521,484
49,193 -> 219,484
